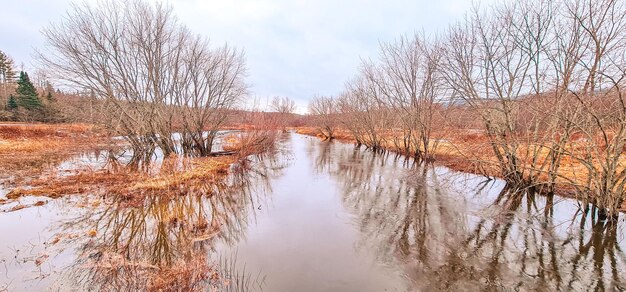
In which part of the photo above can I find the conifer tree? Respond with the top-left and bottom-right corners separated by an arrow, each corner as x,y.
15,71 -> 42,109
7,95 -> 17,110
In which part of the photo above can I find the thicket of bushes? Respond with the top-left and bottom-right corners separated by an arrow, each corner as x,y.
308,0 -> 626,219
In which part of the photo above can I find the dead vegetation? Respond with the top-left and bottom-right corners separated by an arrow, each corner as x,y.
0,123 -> 108,180
53,144 -> 280,292
305,0 -> 626,218
0,123 -> 280,289
41,1 -> 247,158
294,124 -> 626,213
6,154 -> 232,198
294,126 -> 353,142
3,137 -> 269,203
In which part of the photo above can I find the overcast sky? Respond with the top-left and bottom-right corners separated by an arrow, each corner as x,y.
0,0 -> 486,112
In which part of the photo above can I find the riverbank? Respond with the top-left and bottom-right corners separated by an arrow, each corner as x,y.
294,126 -> 626,212
0,123 -> 109,181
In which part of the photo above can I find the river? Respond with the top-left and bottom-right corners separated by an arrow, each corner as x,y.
1,133 -> 624,291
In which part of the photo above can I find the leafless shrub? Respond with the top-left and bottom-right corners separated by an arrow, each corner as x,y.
308,95 -> 338,140
560,0 -> 626,219
440,0 -> 626,218
269,96 -> 296,131
339,77 -> 395,149
357,34 -> 446,159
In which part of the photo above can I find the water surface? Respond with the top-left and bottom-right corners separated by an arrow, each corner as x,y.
1,133 -> 625,291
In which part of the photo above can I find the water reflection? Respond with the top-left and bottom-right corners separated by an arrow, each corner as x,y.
4,134 -> 625,291
311,139 -> 626,291
54,150 -> 286,291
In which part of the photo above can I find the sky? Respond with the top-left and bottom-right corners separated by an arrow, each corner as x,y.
0,0 -> 485,113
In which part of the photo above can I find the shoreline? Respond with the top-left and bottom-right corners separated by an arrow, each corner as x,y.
293,127 -> 626,213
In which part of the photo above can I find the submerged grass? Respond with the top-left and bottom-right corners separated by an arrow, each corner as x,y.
2,125 -> 278,209
5,155 -> 238,207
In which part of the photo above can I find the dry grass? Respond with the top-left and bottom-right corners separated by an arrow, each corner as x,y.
222,134 -> 244,152
0,123 -> 246,208
221,123 -> 265,131
0,123 -> 109,180
6,155 -> 237,207
1,123 -> 280,210
295,126 -> 626,211
0,123 -> 96,139
222,131 -> 279,157
0,123 -> 273,291
127,156 -> 235,192
293,126 -> 354,142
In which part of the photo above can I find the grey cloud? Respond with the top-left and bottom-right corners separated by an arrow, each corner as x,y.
0,0 -> 487,112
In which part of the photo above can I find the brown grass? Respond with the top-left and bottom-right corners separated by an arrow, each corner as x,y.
0,123 -> 109,180
222,131 -> 279,157
293,126 -> 354,142
5,155 -> 237,207
295,126 -> 626,211
0,123 -> 271,291
0,123 -> 280,211
0,123 -> 246,208
222,134 -> 244,152
221,123 -> 264,131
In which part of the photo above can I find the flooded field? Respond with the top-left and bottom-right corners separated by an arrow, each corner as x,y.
1,133 -> 625,291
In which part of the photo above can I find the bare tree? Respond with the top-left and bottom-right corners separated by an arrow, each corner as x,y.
440,1 -> 562,190
560,0 -> 626,219
39,0 -> 247,160
269,96 -> 296,131
270,96 -> 296,114
0,50 -> 16,107
362,34 -> 446,160
175,43 -> 247,156
340,76 -> 395,149
308,95 -> 338,140
438,0 -> 626,218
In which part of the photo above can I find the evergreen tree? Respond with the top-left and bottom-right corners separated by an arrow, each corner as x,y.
15,71 -> 42,110
7,95 -> 17,110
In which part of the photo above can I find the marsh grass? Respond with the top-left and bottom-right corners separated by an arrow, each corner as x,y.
0,123 -> 109,180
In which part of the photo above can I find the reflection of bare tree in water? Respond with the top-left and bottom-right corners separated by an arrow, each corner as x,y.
307,137 -> 334,175
312,140 -> 626,291
311,140 -> 464,279
55,152 -> 286,291
454,187 -> 626,291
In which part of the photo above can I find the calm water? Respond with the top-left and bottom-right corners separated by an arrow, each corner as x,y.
0,133 -> 625,291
